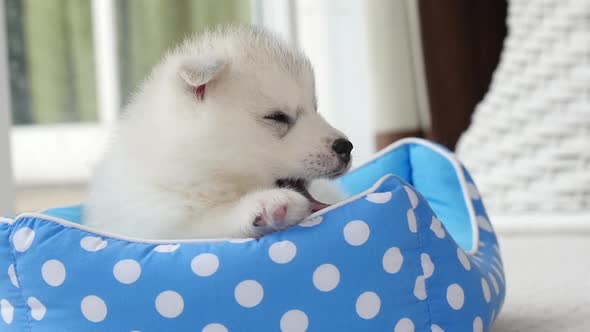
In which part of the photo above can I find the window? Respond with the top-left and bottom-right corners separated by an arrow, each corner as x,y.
2,0 -> 423,214
2,0 -> 255,212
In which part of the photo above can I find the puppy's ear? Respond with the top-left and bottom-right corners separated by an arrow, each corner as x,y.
179,58 -> 226,101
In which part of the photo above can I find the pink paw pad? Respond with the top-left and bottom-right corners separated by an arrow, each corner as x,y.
272,205 -> 288,221
252,205 -> 288,228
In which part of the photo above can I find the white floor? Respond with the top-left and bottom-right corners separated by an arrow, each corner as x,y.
493,233 -> 590,331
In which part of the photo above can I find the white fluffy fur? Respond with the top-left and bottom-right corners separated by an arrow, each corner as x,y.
84,26 -> 350,239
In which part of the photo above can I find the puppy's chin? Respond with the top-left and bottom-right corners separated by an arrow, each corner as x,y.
307,178 -> 349,205
330,162 -> 352,178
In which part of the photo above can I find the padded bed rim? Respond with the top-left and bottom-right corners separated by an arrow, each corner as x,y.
4,174 -> 395,245
341,138 -> 480,254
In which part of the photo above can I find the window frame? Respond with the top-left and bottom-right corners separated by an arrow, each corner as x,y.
0,0 -> 15,214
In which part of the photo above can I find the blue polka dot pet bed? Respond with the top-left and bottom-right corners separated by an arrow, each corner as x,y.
0,138 -> 505,332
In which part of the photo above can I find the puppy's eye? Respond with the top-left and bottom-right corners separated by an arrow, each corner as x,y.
264,111 -> 291,124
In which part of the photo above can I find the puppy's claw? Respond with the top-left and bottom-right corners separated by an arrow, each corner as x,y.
253,215 -> 264,227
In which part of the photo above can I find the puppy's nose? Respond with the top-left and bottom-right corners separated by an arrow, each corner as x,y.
332,138 -> 353,163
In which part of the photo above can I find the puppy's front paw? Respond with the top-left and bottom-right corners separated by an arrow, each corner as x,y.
243,189 -> 311,236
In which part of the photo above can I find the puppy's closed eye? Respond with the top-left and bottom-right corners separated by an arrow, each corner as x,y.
264,111 -> 291,125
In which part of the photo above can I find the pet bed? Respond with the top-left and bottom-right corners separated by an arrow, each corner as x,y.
0,138 -> 504,331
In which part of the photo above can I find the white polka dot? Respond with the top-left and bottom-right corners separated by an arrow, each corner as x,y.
466,182 -> 481,200
313,264 -> 340,292
7,264 -> 18,288
430,217 -> 446,238
42,259 -> 66,287
235,280 -> 263,308
113,259 -> 142,284
1,299 -> 14,324
269,241 -> 297,264
492,256 -> 503,269
154,244 -> 180,253
457,248 -> 471,271
446,283 -> 465,310
13,227 -> 35,252
481,278 -> 491,303
404,186 -> 419,208
27,297 -> 46,321
191,253 -> 220,277
280,309 -> 309,332
395,317 -> 415,332
414,275 -> 427,300
490,310 -> 496,325
431,324 -> 445,332
81,295 -> 107,322
489,272 -> 500,295
155,291 -> 184,318
382,247 -> 403,274
366,192 -> 392,204
407,209 -> 417,233
477,216 -> 493,232
492,265 -> 504,284
421,253 -> 434,279
80,236 -> 107,252
343,220 -> 370,246
299,215 -> 323,227
493,244 -> 502,256
228,238 -> 255,243
473,316 -> 483,332
202,323 -> 229,332
355,292 -> 381,319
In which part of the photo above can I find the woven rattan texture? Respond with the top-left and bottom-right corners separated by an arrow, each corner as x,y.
457,0 -> 590,213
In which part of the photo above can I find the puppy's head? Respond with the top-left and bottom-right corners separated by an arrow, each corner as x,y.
141,26 -> 352,190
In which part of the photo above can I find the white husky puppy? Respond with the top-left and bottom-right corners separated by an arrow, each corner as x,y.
84,25 -> 352,239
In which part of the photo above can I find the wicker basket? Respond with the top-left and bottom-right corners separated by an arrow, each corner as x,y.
456,0 -> 590,215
